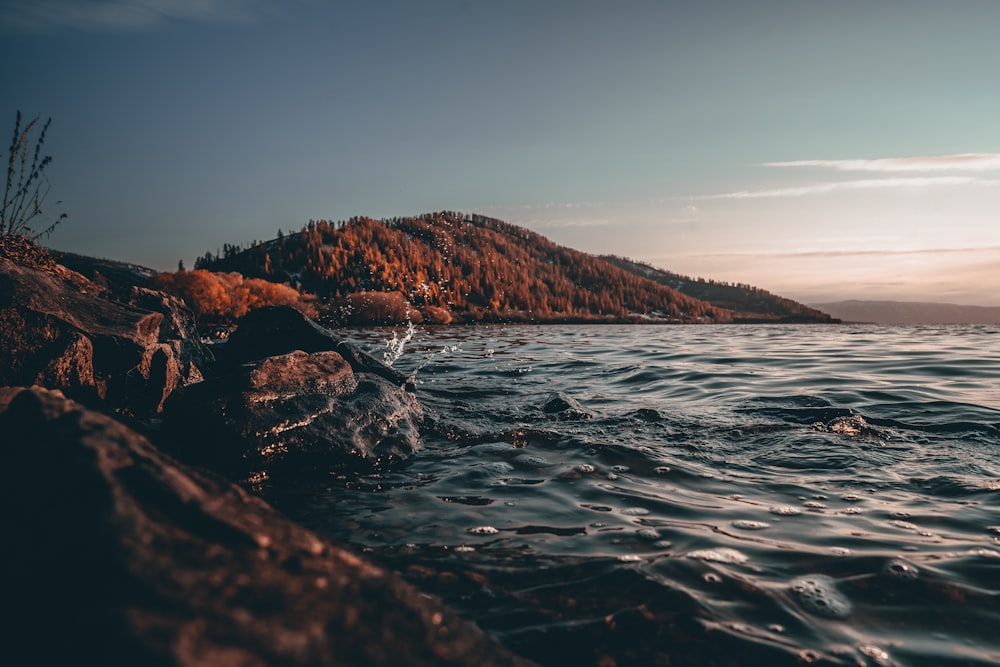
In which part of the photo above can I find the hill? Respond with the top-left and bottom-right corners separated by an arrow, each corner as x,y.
812,300 -> 1000,325
187,211 -> 833,325
602,255 -> 836,323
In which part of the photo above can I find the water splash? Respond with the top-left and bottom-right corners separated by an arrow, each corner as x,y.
383,317 -> 417,367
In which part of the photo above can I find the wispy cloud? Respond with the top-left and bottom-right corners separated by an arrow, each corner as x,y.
0,0 -> 278,32
687,245 -> 1000,260
705,176 -> 1000,200
764,153 -> 1000,173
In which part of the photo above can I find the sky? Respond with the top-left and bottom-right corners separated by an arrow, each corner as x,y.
3,0 -> 999,306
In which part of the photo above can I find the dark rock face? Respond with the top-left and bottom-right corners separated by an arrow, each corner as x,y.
163,349 -> 422,476
0,386 -> 532,667
0,257 -> 210,416
220,305 -> 413,390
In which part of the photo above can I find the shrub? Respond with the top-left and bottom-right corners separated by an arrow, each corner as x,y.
152,269 -> 316,323
2,111 -> 67,240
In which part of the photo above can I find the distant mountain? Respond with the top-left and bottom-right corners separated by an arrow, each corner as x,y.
811,300 -> 1000,325
189,211 -> 833,324
602,255 -> 837,323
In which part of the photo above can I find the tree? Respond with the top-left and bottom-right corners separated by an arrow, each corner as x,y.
1,111 -> 67,239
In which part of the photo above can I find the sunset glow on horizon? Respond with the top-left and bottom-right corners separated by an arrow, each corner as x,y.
3,0 -> 999,306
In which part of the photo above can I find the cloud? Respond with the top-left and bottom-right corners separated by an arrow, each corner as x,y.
687,245 -> 1000,260
0,0 -> 278,31
764,153 -> 1000,173
705,176 -> 1000,200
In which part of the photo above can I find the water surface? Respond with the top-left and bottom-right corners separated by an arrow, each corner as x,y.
266,324 -> 1000,667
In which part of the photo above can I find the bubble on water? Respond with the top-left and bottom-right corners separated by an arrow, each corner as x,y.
769,506 -> 802,516
515,454 -> 547,467
790,575 -> 852,619
803,501 -> 827,510
468,526 -> 499,535
732,520 -> 770,530
488,479 -> 508,487
455,545 -> 476,553
610,465 -> 630,473
621,507 -> 650,516
482,461 -> 514,474
654,540 -> 673,549
574,463 -> 595,473
891,511 -> 911,518
700,472 -> 715,479
654,466 -> 671,474
830,547 -> 852,556
842,507 -> 863,515
882,559 -> 919,581
890,519 -> 918,531
687,547 -> 748,564
841,494 -> 861,502
858,644 -> 896,667
768,624 -> 785,633
703,572 -> 722,583
619,554 -> 643,562
504,500 -> 517,507
636,528 -> 660,541
798,649 -> 822,664
606,472 -> 619,480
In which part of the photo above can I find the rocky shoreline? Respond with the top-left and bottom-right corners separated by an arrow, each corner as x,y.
0,251 -> 534,666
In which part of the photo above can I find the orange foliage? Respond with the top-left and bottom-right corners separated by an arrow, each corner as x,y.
152,269 -> 315,323
328,291 -> 423,326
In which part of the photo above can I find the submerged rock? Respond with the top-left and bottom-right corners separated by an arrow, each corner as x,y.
163,348 -> 422,476
812,414 -> 891,441
0,386 -> 530,667
0,256 -> 209,416
541,392 -> 593,420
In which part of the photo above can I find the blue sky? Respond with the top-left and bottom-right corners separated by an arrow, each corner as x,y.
3,0 -> 1000,305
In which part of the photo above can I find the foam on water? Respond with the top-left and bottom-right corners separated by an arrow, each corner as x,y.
790,575 -> 852,619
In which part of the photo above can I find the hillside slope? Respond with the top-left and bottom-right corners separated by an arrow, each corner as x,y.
603,256 -> 836,323
813,300 -> 1000,325
195,212 -> 729,323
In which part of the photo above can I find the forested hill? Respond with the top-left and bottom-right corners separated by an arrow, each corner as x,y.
602,256 -> 836,323
190,212 -> 831,324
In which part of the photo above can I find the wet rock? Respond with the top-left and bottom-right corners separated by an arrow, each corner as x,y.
0,257 -> 209,416
542,392 -> 592,420
218,305 -> 413,390
0,385 -> 532,667
163,349 -> 422,476
812,414 -> 890,440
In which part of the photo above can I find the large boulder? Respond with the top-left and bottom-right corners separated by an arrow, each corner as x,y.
162,348 -> 422,477
218,305 -> 413,390
0,386 -> 533,667
0,256 -> 210,416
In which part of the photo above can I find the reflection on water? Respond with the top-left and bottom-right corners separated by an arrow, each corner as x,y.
265,324 -> 1000,666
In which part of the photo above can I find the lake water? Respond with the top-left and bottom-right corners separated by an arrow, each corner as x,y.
264,324 -> 1000,667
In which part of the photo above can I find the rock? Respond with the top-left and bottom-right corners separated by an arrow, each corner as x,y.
542,392 -> 592,420
218,305 -> 413,390
162,349 -> 422,476
0,257 -> 210,416
0,386 -> 532,667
